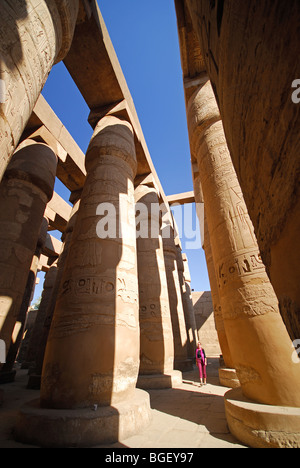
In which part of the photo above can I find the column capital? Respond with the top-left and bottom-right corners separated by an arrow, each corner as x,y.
85,115 -> 137,175
187,80 -> 221,156
53,0 -> 80,63
5,140 -> 57,202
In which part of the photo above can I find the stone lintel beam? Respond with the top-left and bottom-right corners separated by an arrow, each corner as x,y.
166,191 -> 195,206
64,1 -> 169,208
42,234 -> 62,259
38,254 -> 51,273
45,192 -> 72,233
134,173 -> 158,190
23,95 -> 86,192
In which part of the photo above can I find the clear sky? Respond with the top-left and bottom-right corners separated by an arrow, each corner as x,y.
32,0 -> 210,304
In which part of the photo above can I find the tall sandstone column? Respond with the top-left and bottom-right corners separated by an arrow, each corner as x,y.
185,0 -> 300,341
26,199 -> 80,389
203,211 -> 239,388
162,219 -> 192,371
176,247 -> 198,360
0,0 -> 79,180
24,262 -> 58,376
192,172 -> 233,369
0,216 -> 48,383
0,140 -> 57,362
15,116 -> 151,447
187,79 -> 300,447
193,170 -> 238,386
135,180 -> 181,389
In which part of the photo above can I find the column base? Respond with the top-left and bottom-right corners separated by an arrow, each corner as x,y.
137,370 -> 182,389
218,367 -> 240,388
14,388 -> 152,447
26,374 -> 41,389
225,387 -> 300,448
174,358 -> 194,372
0,370 -> 16,384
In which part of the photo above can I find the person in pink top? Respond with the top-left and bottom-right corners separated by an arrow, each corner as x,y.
196,341 -> 207,386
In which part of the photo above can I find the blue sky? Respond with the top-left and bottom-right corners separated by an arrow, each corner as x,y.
32,1 -> 210,304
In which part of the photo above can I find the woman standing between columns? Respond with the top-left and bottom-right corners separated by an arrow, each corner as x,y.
196,341 -> 207,386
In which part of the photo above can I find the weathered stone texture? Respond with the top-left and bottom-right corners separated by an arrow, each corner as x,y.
0,141 -> 57,358
40,116 -> 140,409
0,0 -> 79,180
186,0 -> 300,340
162,224 -> 191,371
135,183 -> 174,376
188,80 -> 300,408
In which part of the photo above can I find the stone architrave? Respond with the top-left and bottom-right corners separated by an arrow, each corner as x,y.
15,116 -> 151,448
0,140 -> 57,362
187,79 -> 300,447
135,180 -> 181,389
162,217 -> 193,372
0,0 -> 79,181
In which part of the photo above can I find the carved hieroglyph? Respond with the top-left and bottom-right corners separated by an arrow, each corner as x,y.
187,80 -> 300,407
40,116 -> 140,409
0,140 -> 57,358
135,182 -> 174,376
0,0 -> 79,180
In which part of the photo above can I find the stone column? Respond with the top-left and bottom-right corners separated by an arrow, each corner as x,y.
15,116 -> 151,448
26,199 -> 80,389
186,0 -> 300,342
24,263 -> 58,373
187,79 -> 300,447
135,179 -> 181,389
182,254 -> 199,346
0,216 -> 48,382
0,140 -> 57,363
192,173 -> 232,365
203,212 -> 239,388
162,217 -> 193,371
176,246 -> 198,360
0,0 -> 79,180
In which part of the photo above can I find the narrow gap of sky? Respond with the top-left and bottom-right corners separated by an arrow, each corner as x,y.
37,0 -> 210,301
